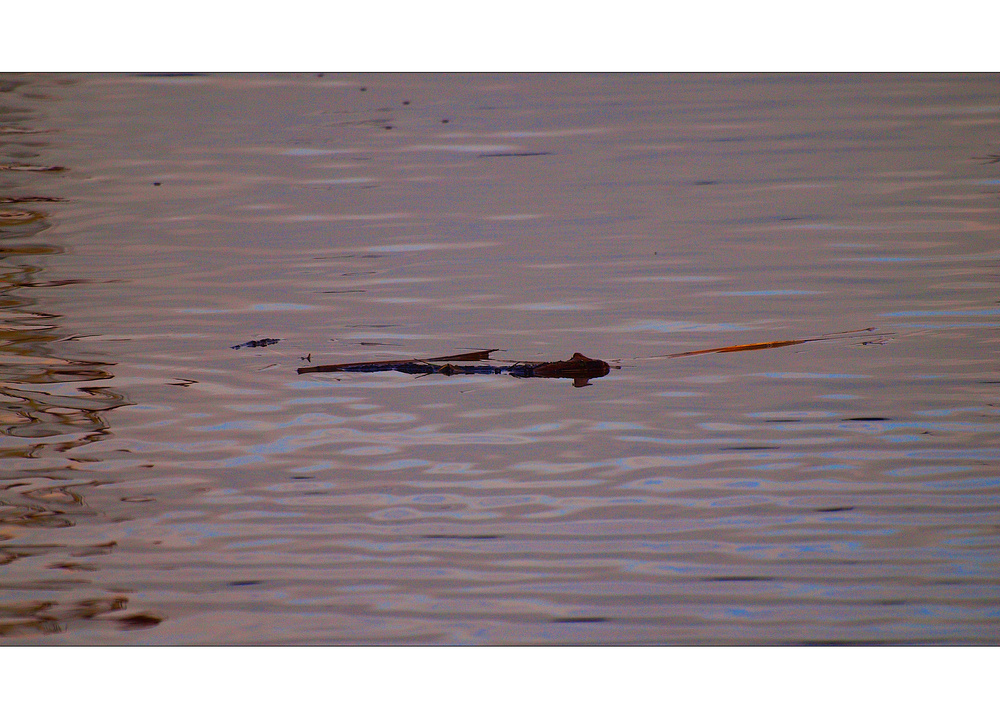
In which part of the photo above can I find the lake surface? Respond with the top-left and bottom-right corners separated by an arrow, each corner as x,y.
1,73 -> 998,644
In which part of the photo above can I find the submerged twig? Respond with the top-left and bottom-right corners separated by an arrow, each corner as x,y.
636,327 -> 894,360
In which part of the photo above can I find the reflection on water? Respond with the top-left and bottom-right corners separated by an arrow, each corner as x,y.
1,73 -> 999,644
0,77 -> 153,638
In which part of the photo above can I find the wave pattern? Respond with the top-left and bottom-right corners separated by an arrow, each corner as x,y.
1,74 -> 998,643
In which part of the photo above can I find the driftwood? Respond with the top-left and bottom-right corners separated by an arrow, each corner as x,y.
292,328 -> 892,389
231,338 -> 281,350
298,350 -> 614,388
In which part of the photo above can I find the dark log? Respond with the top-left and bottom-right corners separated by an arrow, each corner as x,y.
296,351 -> 613,386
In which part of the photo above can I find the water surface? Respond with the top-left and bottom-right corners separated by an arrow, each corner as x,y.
1,74 -> 998,644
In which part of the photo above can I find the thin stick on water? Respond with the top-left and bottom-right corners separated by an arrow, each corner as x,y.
624,327 -> 895,362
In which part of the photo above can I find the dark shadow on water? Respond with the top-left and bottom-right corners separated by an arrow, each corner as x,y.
0,595 -> 162,637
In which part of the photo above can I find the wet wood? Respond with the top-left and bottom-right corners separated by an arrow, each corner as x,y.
231,338 -> 281,349
650,328 -> 891,359
297,358 -> 419,373
664,339 -> 809,358
429,349 -> 500,361
0,163 -> 66,172
297,350 -> 613,387
477,151 -> 553,158
294,329 -> 884,387
0,196 -> 65,204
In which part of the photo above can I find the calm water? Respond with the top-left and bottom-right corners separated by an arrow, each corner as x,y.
1,73 -> 998,644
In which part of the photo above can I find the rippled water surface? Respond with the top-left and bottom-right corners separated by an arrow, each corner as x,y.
1,73 -> 998,644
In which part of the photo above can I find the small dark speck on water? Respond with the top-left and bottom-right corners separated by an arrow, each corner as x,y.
117,613 -> 163,630
152,182 -> 161,186
815,507 -> 855,513
478,151 -> 553,158
359,86 -> 367,92
441,119 -> 449,123
845,417 -> 889,422
402,100 -> 410,105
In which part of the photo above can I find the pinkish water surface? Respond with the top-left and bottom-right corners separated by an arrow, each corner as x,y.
1,73 -> 998,644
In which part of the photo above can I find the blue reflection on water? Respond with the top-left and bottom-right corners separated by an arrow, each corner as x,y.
252,303 -> 315,311
626,320 -> 750,332
758,372 -> 871,380
368,459 -> 433,471
886,465 -> 972,478
712,290 -> 823,296
880,308 -> 1000,317
220,454 -> 266,466
926,477 -> 1000,490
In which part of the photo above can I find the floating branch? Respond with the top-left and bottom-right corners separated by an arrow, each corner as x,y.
291,328 -> 889,388
0,196 -> 65,204
298,350 -> 614,388
477,151 -> 553,158
0,163 -> 66,172
231,338 -> 281,350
